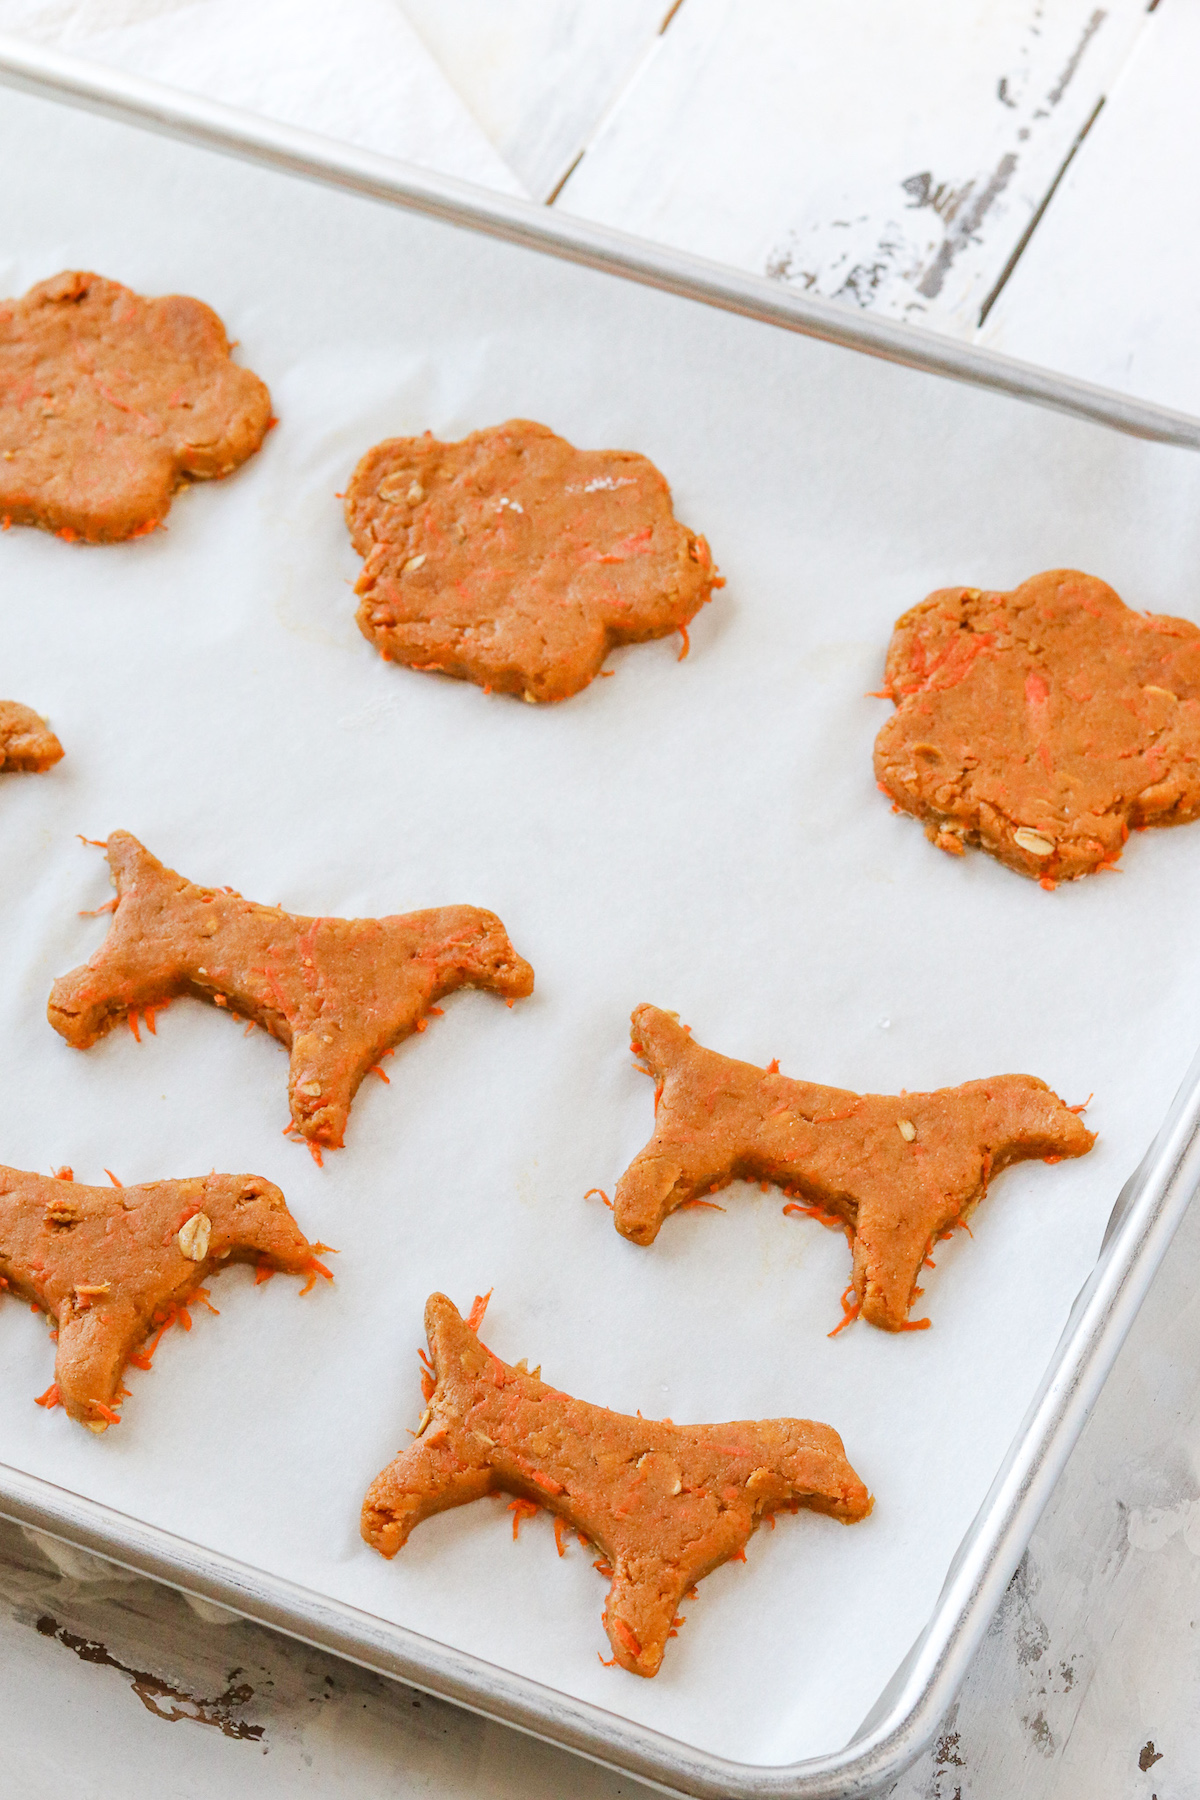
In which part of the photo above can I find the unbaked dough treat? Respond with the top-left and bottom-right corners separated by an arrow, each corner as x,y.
0,271 -> 272,542
874,569 -> 1200,882
345,419 -> 721,702
0,1163 -> 327,1430
0,700 -> 62,771
362,1293 -> 870,1677
47,832 -> 534,1154
611,1006 -> 1095,1331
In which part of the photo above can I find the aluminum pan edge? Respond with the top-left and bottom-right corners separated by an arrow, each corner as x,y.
2,1047 -> 1199,1800
0,32 -> 1197,454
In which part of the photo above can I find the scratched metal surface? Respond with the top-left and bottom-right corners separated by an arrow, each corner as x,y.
3,1183 -> 1197,1799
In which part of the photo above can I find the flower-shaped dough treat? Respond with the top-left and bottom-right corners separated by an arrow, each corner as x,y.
874,569 -> 1200,882
1,271 -> 272,542
346,419 -> 721,702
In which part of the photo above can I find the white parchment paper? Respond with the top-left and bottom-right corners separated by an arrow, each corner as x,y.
1,86 -> 1200,1769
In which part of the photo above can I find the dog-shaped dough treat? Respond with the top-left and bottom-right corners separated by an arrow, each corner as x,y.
1,1164 -> 327,1430
874,569 -> 1200,882
345,419 -> 721,702
610,1006 -> 1095,1332
0,271 -> 271,542
362,1293 -> 870,1677
0,701 -> 62,772
47,833 -> 534,1154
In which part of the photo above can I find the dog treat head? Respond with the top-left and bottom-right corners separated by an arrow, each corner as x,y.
0,1164 -> 328,1429
361,1293 -> 870,1676
0,271 -> 272,543
874,569 -> 1200,881
611,1006 -> 1095,1331
345,419 -> 722,702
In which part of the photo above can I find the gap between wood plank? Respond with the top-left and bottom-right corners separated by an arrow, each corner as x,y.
977,95 -> 1107,328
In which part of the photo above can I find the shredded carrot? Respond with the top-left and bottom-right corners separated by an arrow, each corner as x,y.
77,836 -> 107,848
729,1548 -> 747,1563
677,624 -> 690,661
78,898 -> 119,917
531,1470 -> 564,1495
127,1350 -> 153,1371
828,1282 -> 861,1338
678,1198 -> 725,1213
104,1169 -> 123,1188
299,1258 -> 334,1296
254,1263 -> 275,1285
553,1517 -> 568,1558
308,1142 -> 324,1168
598,1653 -> 618,1667
766,1058 -> 780,1075
91,1400 -> 122,1425
584,1188 -> 613,1210
427,1006 -> 444,1016
53,1166 -> 74,1182
127,1010 -> 142,1043
1043,1154 -> 1062,1165
369,1063 -> 391,1082
193,1287 -> 219,1316
466,1289 -> 493,1332
612,1618 -> 642,1658
34,1383 -> 60,1409
142,1003 -> 167,1035
899,1317 -> 932,1333
508,1498 -> 540,1539
1068,1093 -> 1093,1114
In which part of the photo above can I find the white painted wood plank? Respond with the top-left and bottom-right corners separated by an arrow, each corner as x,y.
978,3 -> 1200,413
398,0 -> 668,201
557,0 -> 1152,337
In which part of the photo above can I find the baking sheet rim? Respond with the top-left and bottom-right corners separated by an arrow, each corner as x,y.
0,44 -> 1198,1797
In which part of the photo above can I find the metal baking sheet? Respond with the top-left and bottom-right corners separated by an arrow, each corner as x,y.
1,46 -> 1200,1800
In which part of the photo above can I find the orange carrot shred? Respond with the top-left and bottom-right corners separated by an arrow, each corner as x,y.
508,1498 -> 540,1539
299,1258 -> 333,1296
254,1263 -> 275,1285
678,1198 -> 725,1213
828,1282 -> 861,1338
584,1188 -> 613,1210
466,1289 -> 493,1331
613,1618 -> 642,1658
34,1383 -> 60,1409
77,836 -> 107,848
899,1317 -> 932,1332
91,1400 -> 122,1425
553,1517 -> 567,1558
677,624 -> 690,661
127,1010 -> 141,1043
104,1169 -> 123,1188
766,1058 -> 780,1075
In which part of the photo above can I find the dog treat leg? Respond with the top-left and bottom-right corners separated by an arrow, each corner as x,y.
362,1293 -> 870,1677
613,1006 -> 1095,1330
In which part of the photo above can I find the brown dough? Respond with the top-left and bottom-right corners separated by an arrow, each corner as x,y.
611,1006 -> 1095,1331
0,1163 -> 326,1429
47,832 -> 535,1155
361,1293 -> 870,1677
345,419 -> 722,702
0,700 -> 62,771
874,569 -> 1200,882
0,271 -> 272,542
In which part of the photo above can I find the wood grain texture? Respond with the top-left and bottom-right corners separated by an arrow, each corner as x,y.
979,2 -> 1197,411
399,0 -> 668,199
555,0 -> 1152,336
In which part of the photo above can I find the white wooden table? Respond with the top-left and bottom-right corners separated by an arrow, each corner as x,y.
2,3 -> 1198,1794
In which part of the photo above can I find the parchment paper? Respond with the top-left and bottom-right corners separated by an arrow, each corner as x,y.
1,85 -> 1199,1769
